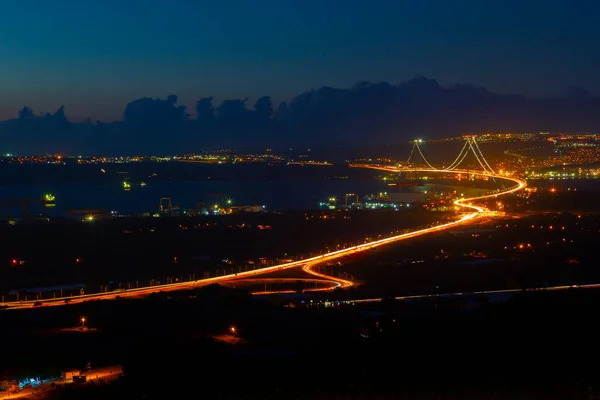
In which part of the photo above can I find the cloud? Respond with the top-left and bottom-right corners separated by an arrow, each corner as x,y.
1,78 -> 599,155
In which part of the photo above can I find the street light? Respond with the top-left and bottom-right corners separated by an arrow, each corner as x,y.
80,317 -> 86,329
229,326 -> 237,335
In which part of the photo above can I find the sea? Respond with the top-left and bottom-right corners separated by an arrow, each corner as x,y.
0,161 -> 597,217
0,179 -> 391,216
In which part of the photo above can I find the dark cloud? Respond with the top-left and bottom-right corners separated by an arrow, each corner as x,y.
1,77 -> 600,155
195,97 -> 215,124
253,96 -> 273,124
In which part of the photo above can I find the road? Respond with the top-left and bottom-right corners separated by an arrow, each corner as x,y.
345,283 -> 600,304
225,168 -> 526,296
0,169 -> 526,310
221,277 -> 341,294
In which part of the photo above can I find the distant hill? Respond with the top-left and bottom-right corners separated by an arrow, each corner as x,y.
1,77 -> 598,155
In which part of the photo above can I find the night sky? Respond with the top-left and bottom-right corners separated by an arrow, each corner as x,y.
0,0 -> 598,121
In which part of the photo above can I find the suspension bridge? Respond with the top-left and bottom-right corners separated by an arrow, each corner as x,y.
391,136 -> 497,174
1,139 -> 527,309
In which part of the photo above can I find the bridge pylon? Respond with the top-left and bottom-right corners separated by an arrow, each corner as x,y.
401,138 -> 435,170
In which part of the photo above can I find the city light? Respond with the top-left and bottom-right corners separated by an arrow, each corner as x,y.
0,142 -> 527,310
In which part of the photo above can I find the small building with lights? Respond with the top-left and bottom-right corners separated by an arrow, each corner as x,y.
61,369 -> 81,381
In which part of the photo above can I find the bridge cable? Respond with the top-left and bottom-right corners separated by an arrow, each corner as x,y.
467,138 -> 493,174
444,140 -> 469,170
414,141 -> 436,169
471,137 -> 496,174
403,142 -> 416,166
445,144 -> 470,171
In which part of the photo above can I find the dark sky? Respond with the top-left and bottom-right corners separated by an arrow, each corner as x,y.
0,0 -> 598,121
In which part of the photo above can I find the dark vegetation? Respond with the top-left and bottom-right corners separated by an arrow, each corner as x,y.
324,211 -> 600,300
2,285 -> 600,399
0,208 -> 450,295
503,184 -> 600,213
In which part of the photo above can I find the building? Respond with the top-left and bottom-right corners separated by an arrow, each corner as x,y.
61,369 -> 80,380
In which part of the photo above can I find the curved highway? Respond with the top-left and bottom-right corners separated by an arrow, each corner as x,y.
220,277 -> 342,294
252,168 -> 526,295
1,168 -> 526,309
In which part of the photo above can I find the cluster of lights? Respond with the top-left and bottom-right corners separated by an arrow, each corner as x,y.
0,145 -> 527,309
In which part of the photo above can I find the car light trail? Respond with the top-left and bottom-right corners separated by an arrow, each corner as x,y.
248,168 -> 526,295
1,169 -> 526,310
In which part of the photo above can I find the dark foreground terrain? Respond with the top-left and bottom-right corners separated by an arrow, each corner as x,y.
0,208 -> 449,297
325,211 -> 600,299
2,284 -> 600,399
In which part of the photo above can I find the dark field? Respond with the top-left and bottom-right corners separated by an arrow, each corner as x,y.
323,212 -> 600,299
2,285 -> 600,399
0,208 -> 453,296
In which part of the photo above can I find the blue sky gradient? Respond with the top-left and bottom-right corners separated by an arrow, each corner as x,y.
0,0 -> 598,120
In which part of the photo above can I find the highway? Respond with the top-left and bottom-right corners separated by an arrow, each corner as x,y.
345,283 -> 600,304
220,277 -> 342,294
240,168 -> 526,295
0,168 -> 526,310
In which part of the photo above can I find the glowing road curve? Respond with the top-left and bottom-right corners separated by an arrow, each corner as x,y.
1,168 -> 526,309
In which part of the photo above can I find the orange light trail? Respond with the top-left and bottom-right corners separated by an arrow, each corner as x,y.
245,168 -> 526,295
1,169 -> 526,309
